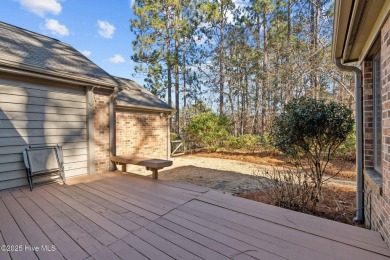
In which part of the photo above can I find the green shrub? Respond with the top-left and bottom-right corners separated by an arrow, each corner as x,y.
271,97 -> 354,206
170,132 -> 181,141
336,125 -> 356,160
224,134 -> 260,150
185,112 -> 230,150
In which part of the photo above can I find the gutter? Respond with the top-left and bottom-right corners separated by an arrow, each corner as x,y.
335,58 -> 364,223
109,87 -> 120,171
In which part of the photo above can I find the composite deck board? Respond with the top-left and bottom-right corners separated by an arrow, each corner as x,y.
163,211 -> 287,260
122,233 -> 173,260
133,227 -> 202,260
0,191 -> 65,260
202,189 -> 386,247
173,206 -> 329,260
77,183 -> 160,220
111,173 -> 198,203
153,218 -> 256,260
64,185 -> 129,214
195,194 -> 390,256
144,221 -> 230,260
11,189 -> 89,260
53,184 -> 141,232
0,172 -> 388,259
96,178 -> 180,210
185,199 -> 390,259
0,231 -> 11,260
31,187 -> 116,248
0,192 -> 38,260
108,240 -> 148,260
42,185 -> 128,240
21,187 -> 100,257
90,247 -> 121,260
89,181 -> 170,215
101,176 -> 186,207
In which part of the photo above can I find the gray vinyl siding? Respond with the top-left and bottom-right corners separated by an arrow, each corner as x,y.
0,77 -> 88,189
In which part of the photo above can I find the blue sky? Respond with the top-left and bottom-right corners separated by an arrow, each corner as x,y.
0,0 -> 142,82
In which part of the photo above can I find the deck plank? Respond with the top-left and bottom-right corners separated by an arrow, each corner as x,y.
174,206 -> 330,260
162,211 -> 284,260
95,178 -> 179,210
105,174 -> 197,203
133,227 -> 202,260
12,189 -> 89,260
144,221 -> 230,260
76,183 -> 160,220
43,185 -> 129,239
90,247 -> 120,260
122,233 -> 173,260
1,191 -> 65,260
33,186 -> 117,246
53,184 -> 141,232
185,199 -> 390,259
108,240 -> 148,260
202,190 -> 387,248
84,181 -> 169,215
64,185 -> 128,214
20,187 -> 99,257
0,231 -> 11,260
0,191 -> 38,260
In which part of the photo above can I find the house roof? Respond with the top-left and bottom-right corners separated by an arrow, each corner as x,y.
0,21 -> 118,87
115,77 -> 174,112
332,0 -> 390,64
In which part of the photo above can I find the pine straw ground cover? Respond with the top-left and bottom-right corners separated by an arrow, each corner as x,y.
191,151 -> 358,226
240,185 -> 358,225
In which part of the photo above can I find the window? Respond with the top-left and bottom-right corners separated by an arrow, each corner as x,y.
373,51 -> 382,173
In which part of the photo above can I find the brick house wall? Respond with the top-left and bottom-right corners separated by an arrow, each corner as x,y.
362,15 -> 390,246
116,110 -> 168,159
94,92 -> 111,173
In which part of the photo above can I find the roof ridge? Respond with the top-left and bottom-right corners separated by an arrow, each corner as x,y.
0,20 -> 65,43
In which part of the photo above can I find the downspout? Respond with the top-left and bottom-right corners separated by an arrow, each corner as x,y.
335,58 -> 364,223
109,87 -> 119,171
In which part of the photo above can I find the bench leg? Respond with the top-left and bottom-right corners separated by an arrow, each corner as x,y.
152,169 -> 158,180
121,163 -> 126,172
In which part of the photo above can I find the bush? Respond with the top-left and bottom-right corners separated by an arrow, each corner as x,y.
271,97 -> 354,205
336,125 -> 356,160
185,112 -> 230,150
224,134 -> 260,151
170,132 -> 181,141
253,167 -> 318,212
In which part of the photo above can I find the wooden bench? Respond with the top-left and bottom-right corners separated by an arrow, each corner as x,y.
110,155 -> 172,179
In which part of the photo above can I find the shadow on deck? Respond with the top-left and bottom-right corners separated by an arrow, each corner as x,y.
0,171 -> 389,260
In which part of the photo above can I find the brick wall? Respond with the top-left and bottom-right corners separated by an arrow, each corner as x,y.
362,15 -> 390,246
116,111 -> 168,160
94,93 -> 111,173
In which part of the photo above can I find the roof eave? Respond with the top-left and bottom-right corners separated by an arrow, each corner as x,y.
332,0 -> 390,65
116,103 -> 175,113
0,60 -> 118,88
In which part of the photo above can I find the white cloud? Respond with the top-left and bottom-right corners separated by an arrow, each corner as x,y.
109,54 -> 125,64
81,50 -> 91,57
44,19 -> 69,36
130,0 -> 135,8
97,20 -> 115,38
19,0 -> 62,17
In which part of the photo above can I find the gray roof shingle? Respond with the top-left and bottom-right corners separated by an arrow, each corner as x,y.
0,21 -> 117,87
115,77 -> 174,111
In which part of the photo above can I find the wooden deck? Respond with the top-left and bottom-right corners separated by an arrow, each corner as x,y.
0,172 -> 389,260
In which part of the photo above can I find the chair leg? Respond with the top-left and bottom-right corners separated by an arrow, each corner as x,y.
27,176 -> 33,191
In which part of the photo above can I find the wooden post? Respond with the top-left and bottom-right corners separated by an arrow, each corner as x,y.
152,169 -> 158,180
121,163 -> 126,172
